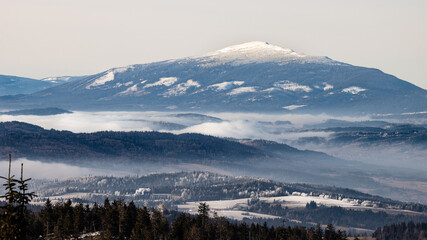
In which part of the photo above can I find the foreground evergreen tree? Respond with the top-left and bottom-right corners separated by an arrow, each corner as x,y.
0,154 -> 36,239
40,198 -> 54,236
131,206 -> 152,239
0,154 -> 20,239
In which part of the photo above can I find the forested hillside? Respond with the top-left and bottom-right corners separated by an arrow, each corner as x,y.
0,121 -> 265,161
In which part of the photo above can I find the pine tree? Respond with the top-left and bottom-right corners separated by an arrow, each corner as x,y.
314,223 -> 323,240
102,198 -> 114,239
124,201 -> 137,238
196,202 -> 210,240
0,154 -> 36,239
16,162 -> 37,239
73,203 -> 85,237
151,208 -> 169,240
131,206 -> 152,239
91,202 -> 103,233
324,223 -> 336,240
170,213 -> 190,240
84,204 -> 92,233
57,199 -> 74,238
41,198 -> 54,236
0,154 -> 20,239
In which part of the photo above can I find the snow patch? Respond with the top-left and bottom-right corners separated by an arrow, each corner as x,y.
342,86 -> 366,94
323,83 -> 334,91
118,84 -> 139,95
144,77 -> 178,88
114,81 -> 134,88
401,111 -> 427,115
274,81 -> 312,92
228,87 -> 257,95
86,66 -> 133,89
113,66 -> 133,73
262,88 -> 278,92
86,72 -> 115,89
41,76 -> 71,82
208,81 -> 245,91
282,105 -> 307,110
163,80 -> 200,97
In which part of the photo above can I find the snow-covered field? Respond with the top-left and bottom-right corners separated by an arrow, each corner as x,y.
178,198 -> 249,211
177,199 -> 280,220
176,192 -> 401,220
260,193 -> 371,208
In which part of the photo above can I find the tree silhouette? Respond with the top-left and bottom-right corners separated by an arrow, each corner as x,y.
0,154 -> 36,239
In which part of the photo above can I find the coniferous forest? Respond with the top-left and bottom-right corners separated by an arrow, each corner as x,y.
3,197 -> 351,240
0,157 -> 344,240
1,156 -> 427,239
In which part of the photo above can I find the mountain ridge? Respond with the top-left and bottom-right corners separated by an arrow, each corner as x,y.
1,42 -> 426,115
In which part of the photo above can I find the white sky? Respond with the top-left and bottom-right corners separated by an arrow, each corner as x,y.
0,0 -> 426,89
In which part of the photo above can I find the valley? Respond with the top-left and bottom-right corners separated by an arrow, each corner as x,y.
1,41 -> 426,239
16,171 -> 427,235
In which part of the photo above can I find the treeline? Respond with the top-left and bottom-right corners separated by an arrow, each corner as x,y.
374,222 -> 427,240
10,199 -> 349,240
247,199 -> 427,230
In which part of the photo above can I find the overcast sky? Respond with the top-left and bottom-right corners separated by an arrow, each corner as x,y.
1,0 -> 426,89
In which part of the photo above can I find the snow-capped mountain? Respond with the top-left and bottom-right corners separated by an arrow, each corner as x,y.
2,41 -> 426,114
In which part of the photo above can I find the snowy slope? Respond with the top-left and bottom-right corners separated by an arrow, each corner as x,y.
1,42 -> 426,114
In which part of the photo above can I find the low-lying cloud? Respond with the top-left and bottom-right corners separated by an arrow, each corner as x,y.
0,159 -> 130,179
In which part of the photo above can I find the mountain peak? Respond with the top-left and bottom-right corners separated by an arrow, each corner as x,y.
216,41 -> 295,54
201,41 -> 332,65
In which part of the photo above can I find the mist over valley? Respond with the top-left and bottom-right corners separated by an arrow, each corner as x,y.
1,41 -> 426,238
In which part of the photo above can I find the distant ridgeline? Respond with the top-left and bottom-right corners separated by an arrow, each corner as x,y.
1,107 -> 72,116
0,121 -> 327,162
0,74 -> 83,96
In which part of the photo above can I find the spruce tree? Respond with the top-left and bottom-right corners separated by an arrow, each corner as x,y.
124,201 -> 137,238
196,202 -> 210,240
0,154 -> 20,239
41,198 -> 54,236
73,203 -> 85,237
16,163 -> 37,239
131,206 -> 152,239
0,154 -> 36,239
102,198 -> 114,239
151,208 -> 169,240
